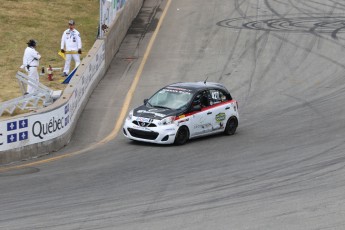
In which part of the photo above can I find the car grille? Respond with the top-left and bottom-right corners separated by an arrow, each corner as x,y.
132,121 -> 157,127
127,128 -> 159,140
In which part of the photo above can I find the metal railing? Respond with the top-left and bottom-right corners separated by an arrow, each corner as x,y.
0,71 -> 62,116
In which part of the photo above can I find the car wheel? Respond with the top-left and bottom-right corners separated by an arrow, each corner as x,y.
224,116 -> 238,135
174,126 -> 189,145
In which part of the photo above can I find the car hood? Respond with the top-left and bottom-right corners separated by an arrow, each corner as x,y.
133,105 -> 179,120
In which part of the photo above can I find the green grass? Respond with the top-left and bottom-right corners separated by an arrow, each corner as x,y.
0,0 -> 99,105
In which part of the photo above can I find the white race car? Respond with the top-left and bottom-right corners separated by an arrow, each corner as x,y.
123,81 -> 239,145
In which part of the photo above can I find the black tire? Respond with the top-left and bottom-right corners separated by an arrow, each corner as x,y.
224,116 -> 238,135
174,126 -> 189,145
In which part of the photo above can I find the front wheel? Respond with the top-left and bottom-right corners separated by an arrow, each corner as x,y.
224,116 -> 238,135
174,126 -> 189,145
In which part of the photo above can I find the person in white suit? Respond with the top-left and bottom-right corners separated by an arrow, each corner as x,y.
22,39 -> 41,94
60,20 -> 82,76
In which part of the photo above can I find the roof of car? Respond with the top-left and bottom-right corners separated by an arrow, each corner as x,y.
167,81 -> 229,93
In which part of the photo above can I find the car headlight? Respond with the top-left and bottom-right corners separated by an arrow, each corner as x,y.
158,116 -> 175,125
127,110 -> 133,120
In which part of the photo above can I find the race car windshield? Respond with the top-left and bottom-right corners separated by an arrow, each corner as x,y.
148,88 -> 193,110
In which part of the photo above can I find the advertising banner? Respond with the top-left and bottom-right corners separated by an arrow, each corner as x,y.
0,105 -> 70,151
0,42 -> 105,152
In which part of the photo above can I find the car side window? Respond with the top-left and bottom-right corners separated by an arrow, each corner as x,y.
209,89 -> 229,105
192,91 -> 210,109
201,91 -> 211,107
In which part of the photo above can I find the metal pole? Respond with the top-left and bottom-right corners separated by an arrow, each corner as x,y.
99,0 -> 103,38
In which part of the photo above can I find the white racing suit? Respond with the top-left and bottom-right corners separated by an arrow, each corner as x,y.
61,28 -> 82,75
22,47 -> 41,94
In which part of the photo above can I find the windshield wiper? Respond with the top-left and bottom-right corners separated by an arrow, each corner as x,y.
146,101 -> 153,107
153,105 -> 171,110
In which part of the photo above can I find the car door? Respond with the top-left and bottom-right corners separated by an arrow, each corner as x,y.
208,89 -> 231,132
188,91 -> 214,137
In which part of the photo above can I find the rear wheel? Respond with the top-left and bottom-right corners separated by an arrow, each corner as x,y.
174,126 -> 189,145
224,116 -> 238,135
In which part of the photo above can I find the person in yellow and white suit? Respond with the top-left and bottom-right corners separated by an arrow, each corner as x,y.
60,20 -> 82,77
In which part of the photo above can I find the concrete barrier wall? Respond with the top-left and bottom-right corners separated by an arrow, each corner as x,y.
0,0 -> 143,165
105,0 -> 143,68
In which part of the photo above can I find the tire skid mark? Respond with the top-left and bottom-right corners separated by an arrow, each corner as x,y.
264,0 -> 292,18
221,0 -> 269,109
227,0 -> 290,110
217,0 -> 249,83
202,0 -> 248,78
218,1 -> 345,112
263,0 -> 345,71
280,93 -> 325,118
179,0 -> 246,80
287,0 -> 345,39
281,35 -> 318,74
254,31 -> 285,84
289,0 -> 328,13
102,142 -> 345,221
201,139 -> 345,200
297,0 -> 345,13
177,0 -> 248,82
137,141 -> 345,217
241,82 -> 345,130
286,0 -> 316,15
190,1 -> 221,75
329,0 -> 345,9
273,32 -> 345,69
234,0 -> 248,18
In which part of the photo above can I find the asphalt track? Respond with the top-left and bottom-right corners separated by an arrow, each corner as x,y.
2,0 -> 345,229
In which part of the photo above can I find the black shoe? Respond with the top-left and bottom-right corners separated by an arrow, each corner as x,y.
62,72 -> 68,77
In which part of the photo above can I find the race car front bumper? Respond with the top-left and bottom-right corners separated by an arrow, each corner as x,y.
123,119 -> 177,144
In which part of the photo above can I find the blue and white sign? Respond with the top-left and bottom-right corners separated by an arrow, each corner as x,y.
7,121 -> 17,131
19,131 -> 29,141
4,119 -> 29,145
19,119 -> 28,129
7,134 -> 17,143
0,103 -> 71,151
0,40 -> 105,152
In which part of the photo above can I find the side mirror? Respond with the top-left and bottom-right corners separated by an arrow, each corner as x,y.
191,104 -> 202,111
143,99 -> 148,105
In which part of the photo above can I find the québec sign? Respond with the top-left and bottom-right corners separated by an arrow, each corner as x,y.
32,116 -> 66,140
0,104 -> 70,152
